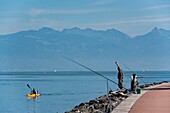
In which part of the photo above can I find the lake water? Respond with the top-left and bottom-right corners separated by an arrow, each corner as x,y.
0,71 -> 170,113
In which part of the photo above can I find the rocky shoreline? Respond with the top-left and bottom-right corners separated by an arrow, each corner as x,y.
65,81 -> 169,113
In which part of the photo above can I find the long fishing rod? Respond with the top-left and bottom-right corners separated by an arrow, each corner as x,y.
63,56 -> 119,86
116,58 -> 147,84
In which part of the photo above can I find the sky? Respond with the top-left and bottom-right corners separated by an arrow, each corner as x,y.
1,0 -> 170,36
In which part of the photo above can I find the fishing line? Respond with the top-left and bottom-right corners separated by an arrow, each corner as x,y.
116,58 -> 135,73
63,56 -> 127,90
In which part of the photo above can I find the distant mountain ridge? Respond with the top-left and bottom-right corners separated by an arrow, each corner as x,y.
0,27 -> 169,71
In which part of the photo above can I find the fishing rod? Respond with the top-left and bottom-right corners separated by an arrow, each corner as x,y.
63,56 -> 121,87
116,58 -> 135,74
116,58 -> 147,84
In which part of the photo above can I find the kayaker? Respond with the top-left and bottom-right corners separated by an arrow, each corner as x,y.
131,74 -> 138,93
32,88 -> 37,94
115,61 -> 123,89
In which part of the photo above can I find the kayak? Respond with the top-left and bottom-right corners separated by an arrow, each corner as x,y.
27,94 -> 40,98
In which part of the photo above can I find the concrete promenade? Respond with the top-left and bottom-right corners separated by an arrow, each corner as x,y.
112,82 -> 170,113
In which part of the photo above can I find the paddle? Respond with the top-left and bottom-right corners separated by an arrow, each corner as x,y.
27,84 -> 32,90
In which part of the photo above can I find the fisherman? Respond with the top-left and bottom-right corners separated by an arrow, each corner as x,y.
115,61 -> 123,89
131,74 -> 138,93
32,88 -> 37,94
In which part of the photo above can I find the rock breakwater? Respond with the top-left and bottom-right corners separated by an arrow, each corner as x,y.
65,81 -> 169,113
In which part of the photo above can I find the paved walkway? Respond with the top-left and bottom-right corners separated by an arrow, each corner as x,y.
112,83 -> 170,113
129,83 -> 170,113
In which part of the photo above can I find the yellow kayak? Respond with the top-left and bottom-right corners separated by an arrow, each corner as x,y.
27,94 -> 40,98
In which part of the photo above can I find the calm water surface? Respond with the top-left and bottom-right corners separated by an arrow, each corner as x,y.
0,71 -> 170,113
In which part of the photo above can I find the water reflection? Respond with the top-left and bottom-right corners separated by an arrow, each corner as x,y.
27,97 -> 39,113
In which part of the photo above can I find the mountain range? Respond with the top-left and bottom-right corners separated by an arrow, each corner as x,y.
0,27 -> 169,71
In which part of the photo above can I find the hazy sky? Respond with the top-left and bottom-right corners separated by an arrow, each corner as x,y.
1,0 -> 170,36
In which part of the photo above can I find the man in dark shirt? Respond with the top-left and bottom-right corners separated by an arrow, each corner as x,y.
32,88 -> 37,94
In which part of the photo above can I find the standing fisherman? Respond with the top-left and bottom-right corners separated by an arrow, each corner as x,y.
115,61 -> 123,89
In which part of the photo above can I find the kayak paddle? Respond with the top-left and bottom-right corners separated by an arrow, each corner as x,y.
27,84 -> 32,90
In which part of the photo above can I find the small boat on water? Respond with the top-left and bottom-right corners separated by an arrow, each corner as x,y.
27,84 -> 40,98
27,94 -> 40,98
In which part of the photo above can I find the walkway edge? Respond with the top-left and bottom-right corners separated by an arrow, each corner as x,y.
111,90 -> 146,113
